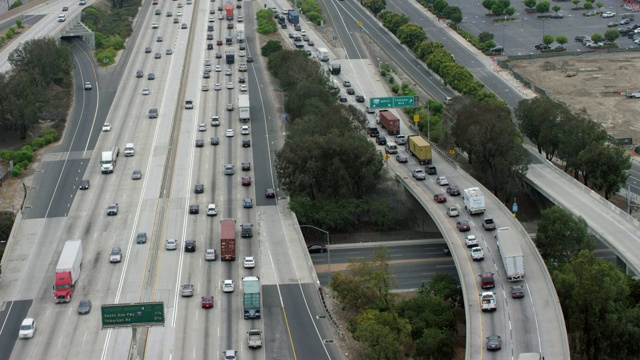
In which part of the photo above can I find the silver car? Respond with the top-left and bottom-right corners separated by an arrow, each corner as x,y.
180,284 -> 194,297
224,164 -> 235,175
109,247 -> 122,263
166,239 -> 177,250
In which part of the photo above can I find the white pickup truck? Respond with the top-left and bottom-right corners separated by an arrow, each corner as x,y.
247,329 -> 263,348
481,292 -> 497,312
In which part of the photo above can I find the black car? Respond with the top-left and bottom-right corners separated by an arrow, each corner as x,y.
426,165 -> 437,175
247,56 -> 253,63
339,95 -> 347,102
242,140 -> 251,147
136,70 -> 144,78
145,47 -> 152,53
211,136 -> 219,145
486,335 -> 502,351
241,161 -> 251,171
78,299 -> 92,314
619,27 -> 632,35
184,240 -> 196,252
346,88 -> 355,95
239,44 -> 246,50
79,179 -> 90,190
376,135 -> 387,145
368,127 -> 379,137
148,73 -> 155,80
239,76 -> 246,83
194,184 -> 204,193
534,43 -> 550,50
189,204 -> 199,214
446,185 -> 460,196
207,43 -> 213,50
355,95 -> 365,102
489,46 -> 504,53
307,244 -> 327,253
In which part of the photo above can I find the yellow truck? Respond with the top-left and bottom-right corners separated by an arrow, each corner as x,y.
407,135 -> 432,164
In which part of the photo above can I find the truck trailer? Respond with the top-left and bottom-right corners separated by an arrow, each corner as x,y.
101,147 -> 119,174
220,219 -> 236,261
496,227 -> 525,281
238,94 -> 250,122
54,240 -> 82,303
225,2 -> 233,20
406,136 -> 432,164
376,110 -> 400,135
463,187 -> 486,215
225,49 -> 235,64
236,23 -> 245,42
243,276 -> 261,319
287,10 -> 299,24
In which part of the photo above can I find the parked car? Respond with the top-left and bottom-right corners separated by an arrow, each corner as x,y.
307,244 -> 327,253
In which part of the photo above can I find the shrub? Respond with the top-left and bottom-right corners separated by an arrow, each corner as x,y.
388,76 -> 395,84
12,163 -> 22,176
95,48 -> 117,66
380,70 -> 387,77
32,138 -> 45,150
391,84 -> 400,94
9,0 -> 21,10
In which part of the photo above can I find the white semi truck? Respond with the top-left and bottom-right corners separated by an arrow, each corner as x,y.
236,23 -> 245,42
101,147 -> 119,174
496,227 -> 525,281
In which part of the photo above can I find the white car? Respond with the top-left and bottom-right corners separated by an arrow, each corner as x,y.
227,82 -> 234,89
198,123 -> 206,132
300,30 -> 306,36
225,68 -> 232,76
102,123 -> 111,132
436,176 -> 449,186
151,22 -> 159,28
142,87 -> 150,95
471,246 -> 484,261
601,11 -> 615,18
222,279 -> 235,293
282,9 -> 288,14
241,126 -> 250,135
240,84 -> 247,92
412,169 -> 426,180
208,16 -> 214,22
84,82 -> 92,90
207,203 -> 217,216
446,207 -> 459,217
211,116 -> 220,126
214,83 -> 221,91
19,318 -> 36,339
465,235 -> 478,248
165,239 -> 177,250
243,256 -> 255,268
215,65 -> 222,72
225,129 -> 234,137
205,249 -> 217,261
239,51 -> 246,57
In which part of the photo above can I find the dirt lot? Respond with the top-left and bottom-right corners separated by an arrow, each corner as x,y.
508,53 -> 640,144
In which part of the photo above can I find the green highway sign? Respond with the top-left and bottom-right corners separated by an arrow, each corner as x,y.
101,302 -> 165,328
369,96 -> 418,109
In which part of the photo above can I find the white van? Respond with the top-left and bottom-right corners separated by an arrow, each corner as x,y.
385,142 -> 398,154
124,143 -> 135,157
58,14 -> 66,22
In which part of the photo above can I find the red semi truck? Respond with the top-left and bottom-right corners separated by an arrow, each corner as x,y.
220,218 -> 236,261
377,110 -> 400,135
54,240 -> 82,303
225,3 -> 234,20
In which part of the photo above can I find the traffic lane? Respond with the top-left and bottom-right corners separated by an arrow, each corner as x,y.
263,284 -> 296,360
0,300 -> 32,360
313,256 -> 459,289
318,0 -> 369,59
310,243 -> 449,265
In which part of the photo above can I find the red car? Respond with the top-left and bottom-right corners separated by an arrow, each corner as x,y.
456,220 -> 471,232
201,295 -> 214,308
216,40 -> 223,46
241,176 -> 251,186
434,193 -> 447,203
195,139 -> 204,147
265,188 -> 275,198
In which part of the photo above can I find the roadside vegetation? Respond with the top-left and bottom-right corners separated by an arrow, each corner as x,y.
256,9 -> 278,34
293,0 -> 325,25
81,0 -> 141,65
330,247 -> 461,359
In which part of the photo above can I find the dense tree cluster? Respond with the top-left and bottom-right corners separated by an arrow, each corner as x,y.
256,9 -> 277,34
330,248 -> 461,359
2,38 -> 72,140
515,97 -> 630,199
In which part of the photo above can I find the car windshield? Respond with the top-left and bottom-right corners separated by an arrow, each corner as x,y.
20,324 -> 32,330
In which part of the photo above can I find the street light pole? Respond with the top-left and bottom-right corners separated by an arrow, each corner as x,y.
299,225 -> 330,273
502,24 -> 506,48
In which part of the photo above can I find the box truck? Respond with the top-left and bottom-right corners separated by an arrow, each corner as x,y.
463,187 -> 486,215
54,240 -> 82,303
238,94 -> 250,122
407,136 -> 432,164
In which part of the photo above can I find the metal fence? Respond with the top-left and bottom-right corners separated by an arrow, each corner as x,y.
301,230 -> 441,245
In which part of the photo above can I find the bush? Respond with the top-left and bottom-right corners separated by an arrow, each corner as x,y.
256,9 -> 278,34
380,70 -> 387,77
5,28 -> 15,39
391,84 -> 400,93
388,76 -> 395,84
43,130 -> 57,144
9,0 -> 21,10
105,35 -> 124,50
32,138 -> 45,150
95,48 -> 117,66
15,19 -> 22,28
261,40 -> 283,57
11,163 -> 22,176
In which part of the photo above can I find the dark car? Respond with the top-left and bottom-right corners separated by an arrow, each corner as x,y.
308,244 -> 327,253
239,76 -> 246,83
136,232 -> 148,244
207,43 -> 214,50
482,217 -> 496,230
486,336 -> 502,351
136,70 -> 144,78
619,27 -> 632,35
575,35 -> 590,42
346,88 -> 355,95
607,21 -> 619,27
132,170 -> 142,180
201,295 -> 214,308
265,188 -> 276,198
145,47 -> 152,53
194,184 -> 204,193
195,139 -> 204,147
189,204 -> 199,214
369,127 -> 379,137
243,198 -> 253,208
425,165 -> 437,175
489,46 -> 504,53
511,285 -> 525,298
211,136 -> 219,145
79,179 -> 90,190
78,299 -> 92,314
446,185 -> 460,196
355,95 -> 365,102
376,135 -> 387,145
184,240 -> 196,252
247,56 -> 253,63
396,154 -> 408,163
339,94 -> 347,102
456,220 -> 471,232
534,44 -> 550,50
241,176 -> 252,186
241,161 -> 251,171
148,73 -> 156,80
620,18 -> 631,25
242,140 -> 251,147
434,193 -> 447,203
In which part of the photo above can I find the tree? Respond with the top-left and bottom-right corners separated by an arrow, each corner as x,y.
524,0 -> 537,10
397,292 -> 457,339
482,0 -> 496,12
349,309 -> 412,360
604,29 -> 620,42
363,0 -> 386,15
397,24 -> 427,50
571,0 -> 580,7
478,31 -> 494,43
542,34 -> 555,45
329,247 -> 395,311
414,328 -> 456,360
535,206 -> 593,263
379,11 -> 410,34
595,1 -> 604,9
261,40 -> 282,57
582,143 -> 630,199
556,109 -> 607,178
591,33 -> 603,42
420,274 -> 463,308
515,97 -> 567,159
556,35 -> 569,46
552,4 -> 562,13
536,0 -> 551,13
584,1 -> 594,9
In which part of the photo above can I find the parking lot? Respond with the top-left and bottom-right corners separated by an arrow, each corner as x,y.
453,0 -> 638,55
